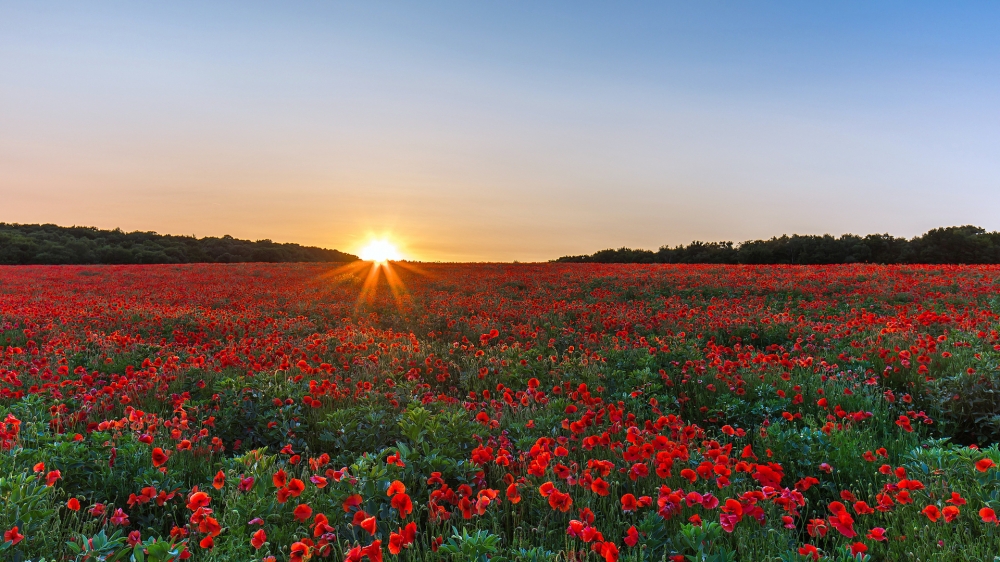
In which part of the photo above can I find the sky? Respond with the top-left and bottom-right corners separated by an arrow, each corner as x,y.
2,2 -> 999,262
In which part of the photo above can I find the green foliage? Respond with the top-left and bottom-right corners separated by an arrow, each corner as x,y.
65,530 -> 187,562
0,223 -> 357,264
556,225 -> 1000,264
0,472 -> 58,558
674,523 -> 736,562
437,527 -> 504,562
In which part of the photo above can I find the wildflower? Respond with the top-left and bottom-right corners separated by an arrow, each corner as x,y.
308,512 -> 332,537
391,492 -> 413,517
362,540 -> 383,562
387,480 -> 406,496
286,478 -> 305,497
621,493 -> 638,512
946,492 -> 966,505
110,508 -> 130,526
599,541 -> 619,562
591,478 -> 610,496
251,528 -> 266,549
239,476 -> 255,492
867,527 -> 887,541
4,526 -> 24,545
67,498 -> 81,511
680,469 -> 697,483
272,469 -> 287,488
506,483 -> 521,504
624,526 -> 639,547
293,503 -> 313,522
980,507 -> 998,524
187,491 -> 210,511
797,544 -> 820,561
853,501 -> 874,515
976,458 -> 996,472
152,448 -> 169,467
548,491 -> 573,512
827,502 -> 855,538
212,471 -> 225,490
922,505 -> 941,522
343,494 -> 363,512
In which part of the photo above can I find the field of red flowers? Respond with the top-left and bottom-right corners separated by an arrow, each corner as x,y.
1,262 -> 999,562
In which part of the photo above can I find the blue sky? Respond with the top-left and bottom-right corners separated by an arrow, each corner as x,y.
1,2 -> 998,260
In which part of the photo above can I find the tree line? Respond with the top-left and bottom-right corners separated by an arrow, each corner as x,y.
0,223 -> 358,264
555,225 -> 1000,264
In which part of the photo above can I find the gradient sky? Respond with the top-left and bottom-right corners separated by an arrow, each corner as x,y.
2,2 -> 999,261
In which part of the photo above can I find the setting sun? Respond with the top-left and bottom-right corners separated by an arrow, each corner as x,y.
359,240 -> 401,263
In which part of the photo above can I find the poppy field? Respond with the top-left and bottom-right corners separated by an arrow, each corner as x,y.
2,262 -> 1000,562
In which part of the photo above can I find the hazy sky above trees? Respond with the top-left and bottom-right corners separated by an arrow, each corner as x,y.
2,2 -> 998,261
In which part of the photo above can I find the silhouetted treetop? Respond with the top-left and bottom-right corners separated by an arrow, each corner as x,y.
554,226 -> 1000,264
0,223 -> 358,264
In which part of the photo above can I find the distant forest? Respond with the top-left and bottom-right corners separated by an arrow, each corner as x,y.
555,225 -> 1000,265
0,223 -> 358,264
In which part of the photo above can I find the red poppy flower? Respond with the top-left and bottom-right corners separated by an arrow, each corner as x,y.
3,526 -> 24,545
293,503 -> 313,522
680,468 -> 697,483
186,491 -> 210,511
506,483 -> 521,504
981,507 -> 998,524
290,541 -> 311,562
387,480 -> 406,497
922,505 -> 941,522
797,544 -> 819,561
313,513 -> 334,537
45,470 -> 61,487
853,501 -> 874,515
866,527 -> 887,541
67,498 -> 81,511
212,471 -> 225,490
599,541 -> 618,562
272,469 -> 287,488
623,526 -> 639,547
343,494 -> 363,512
548,491 -> 573,512
152,448 -> 169,467
362,540 -> 383,562
590,478 -> 609,496
251,528 -> 266,549
286,478 -> 305,497
621,494 -> 638,512
946,492 -> 966,505
391,492 -> 413,517
976,458 -> 996,472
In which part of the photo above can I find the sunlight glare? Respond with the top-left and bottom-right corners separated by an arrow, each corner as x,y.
359,240 -> 401,263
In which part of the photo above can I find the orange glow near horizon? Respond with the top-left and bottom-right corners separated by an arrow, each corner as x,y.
333,253 -> 431,312
358,239 -> 402,263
